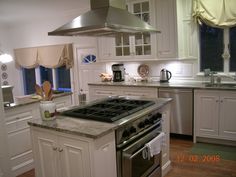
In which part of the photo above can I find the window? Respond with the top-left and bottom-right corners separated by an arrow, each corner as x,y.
200,23 -> 224,72
22,68 -> 36,95
200,23 -> 236,73
229,26 -> 236,71
56,66 -> 71,92
40,66 -> 53,85
22,66 -> 71,95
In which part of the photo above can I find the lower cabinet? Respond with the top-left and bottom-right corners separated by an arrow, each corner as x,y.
194,90 -> 236,142
30,127 -> 117,177
5,103 -> 40,176
4,94 -> 72,176
88,85 -> 158,101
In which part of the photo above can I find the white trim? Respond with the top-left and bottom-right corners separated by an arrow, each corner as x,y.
52,69 -> 57,90
35,67 -> 40,85
223,28 -> 230,72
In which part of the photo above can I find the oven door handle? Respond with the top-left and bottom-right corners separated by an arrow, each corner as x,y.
123,146 -> 147,160
122,131 -> 161,160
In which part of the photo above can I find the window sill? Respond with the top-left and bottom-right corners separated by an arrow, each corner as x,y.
197,72 -> 236,77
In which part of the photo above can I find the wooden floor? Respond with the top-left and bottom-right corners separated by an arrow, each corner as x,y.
17,137 -> 236,177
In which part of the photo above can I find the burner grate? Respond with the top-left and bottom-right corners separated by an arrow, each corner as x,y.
62,98 -> 155,122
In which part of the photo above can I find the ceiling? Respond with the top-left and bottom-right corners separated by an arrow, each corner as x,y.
0,0 -> 90,26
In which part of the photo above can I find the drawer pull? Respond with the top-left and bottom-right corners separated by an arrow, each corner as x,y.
58,148 -> 63,152
52,147 -> 57,151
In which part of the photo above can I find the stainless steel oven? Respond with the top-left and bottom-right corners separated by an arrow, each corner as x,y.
62,96 -> 163,177
116,117 -> 162,177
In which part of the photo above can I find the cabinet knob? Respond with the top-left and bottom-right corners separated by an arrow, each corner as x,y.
216,100 -> 219,102
58,148 -> 63,152
52,147 -> 57,151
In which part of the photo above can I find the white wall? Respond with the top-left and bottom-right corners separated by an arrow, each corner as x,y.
105,59 -> 201,82
0,6 -> 99,96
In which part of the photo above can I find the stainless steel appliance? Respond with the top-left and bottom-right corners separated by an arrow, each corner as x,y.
159,88 -> 193,136
63,97 -> 163,177
1,85 -> 14,106
160,69 -> 172,83
48,0 -> 160,36
112,64 -> 125,82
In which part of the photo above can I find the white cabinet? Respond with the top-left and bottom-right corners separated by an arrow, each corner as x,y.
98,0 -> 198,61
4,94 -> 72,176
122,86 -> 158,98
176,0 -> 198,59
31,127 -> 117,177
194,90 -> 236,142
156,0 -> 198,60
88,85 -> 158,101
219,93 -> 236,139
4,103 -> 40,177
159,103 -> 171,176
54,95 -> 72,111
98,0 -> 156,61
156,0 -> 177,59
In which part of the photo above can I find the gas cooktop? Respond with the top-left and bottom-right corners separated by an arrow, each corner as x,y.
62,97 -> 155,122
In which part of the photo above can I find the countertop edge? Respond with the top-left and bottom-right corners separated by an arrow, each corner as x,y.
4,92 -> 72,110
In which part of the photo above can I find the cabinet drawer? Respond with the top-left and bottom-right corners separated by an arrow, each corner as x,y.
123,87 -> 158,98
6,112 -> 33,133
8,128 -> 32,157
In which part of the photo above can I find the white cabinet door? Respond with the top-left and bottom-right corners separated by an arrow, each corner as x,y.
195,91 -> 219,137
176,0 -> 198,59
5,103 -> 39,176
219,93 -> 236,140
156,0 -> 177,59
32,131 -> 59,177
31,128 -> 116,177
97,37 -> 116,61
59,136 -> 92,177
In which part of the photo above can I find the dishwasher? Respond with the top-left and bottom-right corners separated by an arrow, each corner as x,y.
159,88 -> 193,136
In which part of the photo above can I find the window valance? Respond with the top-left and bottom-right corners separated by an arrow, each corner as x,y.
192,0 -> 236,28
14,47 -> 38,68
14,44 -> 73,69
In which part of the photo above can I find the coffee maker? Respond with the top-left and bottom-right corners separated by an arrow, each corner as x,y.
112,64 -> 125,82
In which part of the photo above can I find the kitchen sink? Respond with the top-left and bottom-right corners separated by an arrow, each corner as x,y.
205,83 -> 236,88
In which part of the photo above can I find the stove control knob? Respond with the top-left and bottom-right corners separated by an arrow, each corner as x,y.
156,113 -> 162,118
149,118 -> 155,124
144,119 -> 150,125
138,122 -> 145,129
129,126 -> 137,134
122,130 -> 130,138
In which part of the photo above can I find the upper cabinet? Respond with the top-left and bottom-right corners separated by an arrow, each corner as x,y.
98,0 -> 157,61
156,0 -> 177,59
176,0 -> 198,60
156,0 -> 198,60
97,0 -> 198,62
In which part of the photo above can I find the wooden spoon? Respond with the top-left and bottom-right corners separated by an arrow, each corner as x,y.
48,89 -> 53,101
35,84 -> 43,98
42,81 -> 51,100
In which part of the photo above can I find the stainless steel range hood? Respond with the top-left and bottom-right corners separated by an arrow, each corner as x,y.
48,0 -> 160,36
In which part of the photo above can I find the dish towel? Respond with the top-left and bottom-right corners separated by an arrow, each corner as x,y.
144,132 -> 165,159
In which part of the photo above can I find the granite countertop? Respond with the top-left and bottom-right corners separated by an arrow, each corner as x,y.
28,97 -> 172,139
4,92 -> 72,110
88,81 -> 236,90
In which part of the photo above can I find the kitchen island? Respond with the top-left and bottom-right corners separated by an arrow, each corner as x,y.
28,97 -> 172,177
